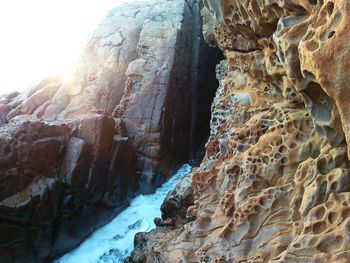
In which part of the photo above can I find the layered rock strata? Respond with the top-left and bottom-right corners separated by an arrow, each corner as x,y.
128,1 -> 350,262
0,0 -> 220,261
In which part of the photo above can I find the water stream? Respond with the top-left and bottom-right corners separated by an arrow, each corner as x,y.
56,164 -> 192,263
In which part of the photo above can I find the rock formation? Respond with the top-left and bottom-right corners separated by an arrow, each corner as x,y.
127,1 -> 350,262
0,0 -> 222,261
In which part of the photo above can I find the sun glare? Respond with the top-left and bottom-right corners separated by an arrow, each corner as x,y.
0,0 -> 137,95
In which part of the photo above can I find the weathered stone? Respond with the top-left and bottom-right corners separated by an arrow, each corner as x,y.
128,1 -> 350,262
161,173 -> 194,223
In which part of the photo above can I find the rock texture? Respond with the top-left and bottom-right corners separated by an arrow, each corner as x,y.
0,0 -> 220,261
127,1 -> 350,262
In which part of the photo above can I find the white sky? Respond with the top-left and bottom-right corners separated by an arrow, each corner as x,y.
0,0 -> 137,94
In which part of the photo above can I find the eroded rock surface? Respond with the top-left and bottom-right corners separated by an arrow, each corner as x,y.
127,1 -> 350,262
0,0 -> 212,261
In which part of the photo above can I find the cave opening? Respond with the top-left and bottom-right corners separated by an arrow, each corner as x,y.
189,11 -> 224,164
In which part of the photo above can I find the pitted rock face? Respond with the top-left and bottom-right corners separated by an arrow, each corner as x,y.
127,1 -> 350,262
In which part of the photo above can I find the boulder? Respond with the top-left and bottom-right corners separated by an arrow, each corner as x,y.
160,173 -> 194,223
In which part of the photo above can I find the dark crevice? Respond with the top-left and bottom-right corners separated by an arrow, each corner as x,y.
189,1 -> 224,161
309,0 -> 318,5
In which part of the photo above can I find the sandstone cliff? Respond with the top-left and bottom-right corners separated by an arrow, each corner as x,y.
128,1 -> 350,262
0,1 -> 222,261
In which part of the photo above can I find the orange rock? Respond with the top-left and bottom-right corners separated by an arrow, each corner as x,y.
128,1 -> 350,262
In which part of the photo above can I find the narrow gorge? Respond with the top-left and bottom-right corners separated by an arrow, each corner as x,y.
1,0 -> 350,262
0,1 -> 221,261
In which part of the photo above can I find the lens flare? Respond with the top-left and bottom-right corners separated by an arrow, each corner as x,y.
0,0 -> 139,94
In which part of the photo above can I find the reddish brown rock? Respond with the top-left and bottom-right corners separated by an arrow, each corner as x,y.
0,0 -> 212,261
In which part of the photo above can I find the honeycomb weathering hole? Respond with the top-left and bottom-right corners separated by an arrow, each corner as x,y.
326,2 -> 335,16
328,31 -> 335,39
307,41 -> 320,51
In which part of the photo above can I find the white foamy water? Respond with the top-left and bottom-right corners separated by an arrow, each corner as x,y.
56,164 -> 192,263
